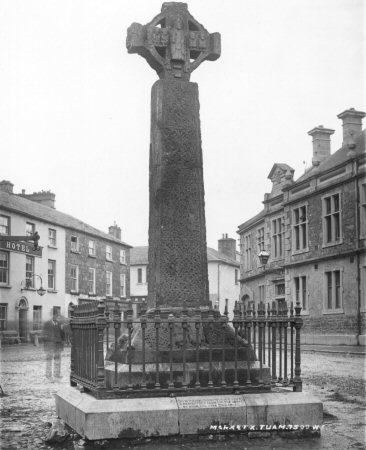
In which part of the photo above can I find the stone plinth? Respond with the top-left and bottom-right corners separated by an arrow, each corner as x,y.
148,80 -> 209,309
55,388 -> 323,440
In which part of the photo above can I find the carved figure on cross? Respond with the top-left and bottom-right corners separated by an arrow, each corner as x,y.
126,2 -> 221,81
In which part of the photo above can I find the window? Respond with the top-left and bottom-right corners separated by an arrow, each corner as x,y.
48,260 -> 56,290
258,285 -> 265,302
137,268 -> 143,284
243,234 -> 252,271
235,269 -> 238,285
33,306 -> 42,331
324,270 -> 342,311
88,240 -> 95,257
26,222 -> 35,237
106,271 -> 112,296
120,249 -> 126,264
257,227 -> 265,252
88,268 -> 96,294
0,215 -> 10,235
0,304 -> 7,330
120,274 -> 126,297
293,205 -> 308,251
70,265 -> 79,292
361,183 -> 366,237
323,193 -> 341,245
294,276 -> 308,312
272,217 -> 285,259
48,229 -> 57,247
71,236 -> 79,252
106,245 -> 112,261
26,256 -> 35,288
0,251 -> 9,284
275,283 -> 285,297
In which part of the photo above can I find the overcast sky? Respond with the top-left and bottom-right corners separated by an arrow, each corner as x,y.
0,0 -> 364,249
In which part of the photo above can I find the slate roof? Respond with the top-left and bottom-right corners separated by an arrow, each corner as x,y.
0,190 -> 132,247
130,246 -> 149,265
237,209 -> 266,233
206,247 -> 239,267
130,246 -> 239,267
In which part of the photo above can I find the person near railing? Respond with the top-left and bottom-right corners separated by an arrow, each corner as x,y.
42,312 -> 65,381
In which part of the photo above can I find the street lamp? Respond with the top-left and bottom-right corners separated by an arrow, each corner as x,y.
21,274 -> 46,296
258,250 -> 270,267
258,251 -> 284,275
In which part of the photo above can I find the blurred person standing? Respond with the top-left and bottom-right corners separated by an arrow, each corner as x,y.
43,312 -> 65,380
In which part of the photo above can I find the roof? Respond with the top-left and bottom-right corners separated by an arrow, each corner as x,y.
237,209 -> 266,233
237,129 -> 365,233
0,191 -> 132,247
130,245 -> 239,267
130,246 -> 149,265
206,247 -> 239,267
295,129 -> 365,184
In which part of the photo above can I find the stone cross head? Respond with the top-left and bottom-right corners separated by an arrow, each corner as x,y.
126,2 -> 221,81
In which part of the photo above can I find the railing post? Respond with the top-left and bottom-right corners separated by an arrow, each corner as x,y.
233,301 -> 240,387
194,308 -> 201,389
207,304 -> 214,388
96,301 -> 107,390
182,302 -> 188,389
127,301 -> 134,390
154,307 -> 161,389
271,301 -> 277,384
168,313 -> 175,389
69,304 -> 77,387
290,301 -> 294,383
220,310 -> 227,387
245,303 -> 252,385
258,301 -> 265,385
140,301 -> 147,390
113,302 -> 120,389
267,303 -> 271,368
283,301 -> 289,385
293,299 -> 303,392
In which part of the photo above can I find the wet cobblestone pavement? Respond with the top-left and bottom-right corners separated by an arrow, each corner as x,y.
0,344 -> 365,449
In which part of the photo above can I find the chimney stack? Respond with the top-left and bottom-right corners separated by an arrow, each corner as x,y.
19,191 -> 56,208
108,222 -> 122,240
337,108 -> 366,146
218,234 -> 236,260
308,125 -> 335,166
0,180 -> 14,194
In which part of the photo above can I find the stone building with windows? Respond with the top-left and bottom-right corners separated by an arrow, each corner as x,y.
237,108 -> 365,346
130,235 -> 240,318
64,222 -> 130,311
0,182 -> 131,342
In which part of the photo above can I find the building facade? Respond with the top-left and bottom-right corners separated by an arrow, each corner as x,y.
130,235 -> 240,318
237,108 -> 365,346
0,182 -> 131,341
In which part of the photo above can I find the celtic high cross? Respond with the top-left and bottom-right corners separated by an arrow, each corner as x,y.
126,2 -> 221,81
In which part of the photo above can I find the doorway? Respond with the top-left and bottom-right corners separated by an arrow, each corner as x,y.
18,297 -> 29,341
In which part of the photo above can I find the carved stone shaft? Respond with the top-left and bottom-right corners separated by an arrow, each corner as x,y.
148,80 -> 209,308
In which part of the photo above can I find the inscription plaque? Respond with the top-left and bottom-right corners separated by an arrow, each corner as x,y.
177,396 -> 245,409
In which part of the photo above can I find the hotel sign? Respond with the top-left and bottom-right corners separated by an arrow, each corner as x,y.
0,240 -> 42,257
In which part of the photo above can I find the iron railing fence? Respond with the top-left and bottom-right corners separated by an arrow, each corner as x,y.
69,300 -> 303,399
